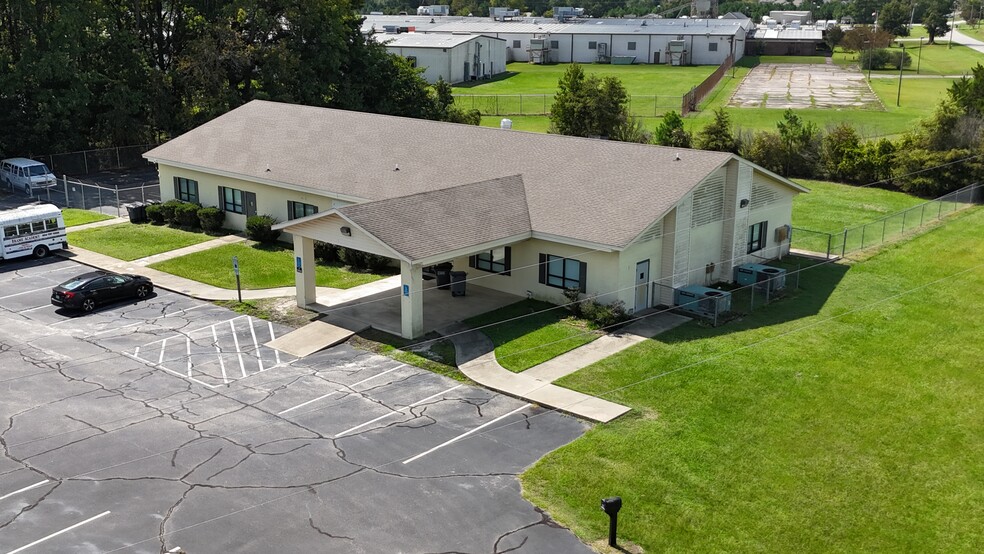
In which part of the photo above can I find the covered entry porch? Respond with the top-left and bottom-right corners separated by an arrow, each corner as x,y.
274,175 -> 534,339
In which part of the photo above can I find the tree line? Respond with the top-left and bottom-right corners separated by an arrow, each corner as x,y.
549,62 -> 984,197
0,0 -> 477,159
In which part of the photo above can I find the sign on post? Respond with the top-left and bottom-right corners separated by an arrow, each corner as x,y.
232,256 -> 242,303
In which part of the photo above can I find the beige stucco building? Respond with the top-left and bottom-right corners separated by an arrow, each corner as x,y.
144,100 -> 806,339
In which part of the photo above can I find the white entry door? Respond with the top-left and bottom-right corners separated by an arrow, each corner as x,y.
635,260 -> 650,312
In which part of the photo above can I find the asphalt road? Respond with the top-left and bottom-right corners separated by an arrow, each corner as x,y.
0,257 -> 592,553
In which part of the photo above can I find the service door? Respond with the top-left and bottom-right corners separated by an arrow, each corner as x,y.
635,260 -> 650,312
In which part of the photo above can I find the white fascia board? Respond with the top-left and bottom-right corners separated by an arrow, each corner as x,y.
412,232 -> 533,266
272,208 -> 341,230
144,159 -> 371,205
529,231 -> 617,253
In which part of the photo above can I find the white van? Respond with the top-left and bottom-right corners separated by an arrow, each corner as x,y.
1,158 -> 57,195
0,204 -> 67,260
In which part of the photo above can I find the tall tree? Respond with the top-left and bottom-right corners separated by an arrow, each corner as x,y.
549,63 -> 644,142
653,111 -> 692,148
878,0 -> 913,36
694,109 -> 739,153
922,6 -> 951,44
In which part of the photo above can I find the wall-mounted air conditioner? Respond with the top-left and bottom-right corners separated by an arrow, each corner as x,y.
674,285 -> 732,318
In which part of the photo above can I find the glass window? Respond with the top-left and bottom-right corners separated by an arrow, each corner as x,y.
407,56 -> 417,68
45,218 -> 58,230
588,41 -> 597,50
545,254 -> 582,290
709,42 -> 718,52
3,225 -> 16,236
550,40 -> 559,49
31,221 -> 45,232
474,247 -> 509,274
175,177 -> 199,203
628,42 -> 636,51
513,40 -> 521,48
288,201 -> 318,220
747,221 -> 767,253
223,187 -> 245,214
17,223 -> 30,235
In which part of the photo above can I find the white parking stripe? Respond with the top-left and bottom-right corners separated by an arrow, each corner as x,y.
229,320 -> 246,378
7,510 -> 111,554
185,337 -> 192,377
278,365 -> 405,415
0,286 -> 51,301
17,304 -> 51,314
248,316 -> 264,372
335,385 -> 463,438
123,352 -> 218,389
268,321 -> 281,365
158,338 -> 167,364
0,480 -> 50,502
402,404 -> 530,465
212,326 -> 228,385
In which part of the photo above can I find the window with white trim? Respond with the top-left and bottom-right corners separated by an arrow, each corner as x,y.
469,246 -> 511,275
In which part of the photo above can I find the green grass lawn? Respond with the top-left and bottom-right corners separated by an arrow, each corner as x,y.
792,180 -> 927,232
454,62 -> 714,96
61,208 -> 113,227
464,299 -> 601,372
522,206 -> 984,552
149,242 -> 392,289
834,43 -> 984,76
68,223 -> 215,261
957,25 -> 984,42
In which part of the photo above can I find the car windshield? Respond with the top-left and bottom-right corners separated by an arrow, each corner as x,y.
27,164 -> 50,177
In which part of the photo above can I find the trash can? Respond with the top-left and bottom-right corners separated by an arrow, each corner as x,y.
450,271 -> 467,297
435,262 -> 454,290
125,202 -> 146,223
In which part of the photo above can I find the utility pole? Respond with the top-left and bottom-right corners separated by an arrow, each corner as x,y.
897,43 -> 906,106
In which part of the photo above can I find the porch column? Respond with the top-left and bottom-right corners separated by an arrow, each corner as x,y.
400,260 -> 423,339
293,234 -> 316,307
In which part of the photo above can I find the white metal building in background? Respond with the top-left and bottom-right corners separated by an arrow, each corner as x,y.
374,33 -> 507,84
363,16 -> 751,66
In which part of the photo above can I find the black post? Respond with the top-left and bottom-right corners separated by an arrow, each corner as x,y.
236,273 -> 242,303
601,497 -> 622,548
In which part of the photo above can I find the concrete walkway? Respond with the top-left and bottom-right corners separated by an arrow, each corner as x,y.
950,28 -> 984,55
61,217 -> 682,423
447,312 -> 691,423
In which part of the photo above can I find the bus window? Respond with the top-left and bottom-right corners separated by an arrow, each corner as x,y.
3,225 -> 15,236
17,223 -> 30,235
45,218 -> 58,229
32,221 -> 45,232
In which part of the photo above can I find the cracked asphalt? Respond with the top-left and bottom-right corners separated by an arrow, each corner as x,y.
0,257 -> 592,553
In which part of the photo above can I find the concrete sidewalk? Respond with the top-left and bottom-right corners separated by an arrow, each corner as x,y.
446,311 -> 692,422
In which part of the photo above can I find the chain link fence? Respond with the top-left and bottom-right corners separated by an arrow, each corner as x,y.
31,144 -> 157,177
452,93 -> 684,117
25,177 -> 161,217
650,255 -> 812,326
792,183 -> 983,259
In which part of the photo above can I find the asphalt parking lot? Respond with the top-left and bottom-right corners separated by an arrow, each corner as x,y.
0,257 -> 591,553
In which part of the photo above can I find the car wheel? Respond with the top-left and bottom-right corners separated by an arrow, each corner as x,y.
135,284 -> 150,299
24,184 -> 31,195
81,298 -> 96,312
32,245 -> 49,259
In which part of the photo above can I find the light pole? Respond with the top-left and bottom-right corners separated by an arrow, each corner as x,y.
917,36 -> 924,74
864,39 -> 872,80
897,43 -> 906,106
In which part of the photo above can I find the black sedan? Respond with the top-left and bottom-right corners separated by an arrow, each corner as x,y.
51,271 -> 154,312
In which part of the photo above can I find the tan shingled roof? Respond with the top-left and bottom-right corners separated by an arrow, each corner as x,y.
337,175 -> 530,261
145,100 -> 736,248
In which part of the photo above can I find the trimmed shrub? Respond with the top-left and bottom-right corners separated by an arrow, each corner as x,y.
245,214 -> 282,243
174,202 -> 201,228
146,203 -> 165,225
314,241 -> 339,263
160,199 -> 184,224
563,287 -> 583,316
579,297 -> 630,328
197,206 -> 225,233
